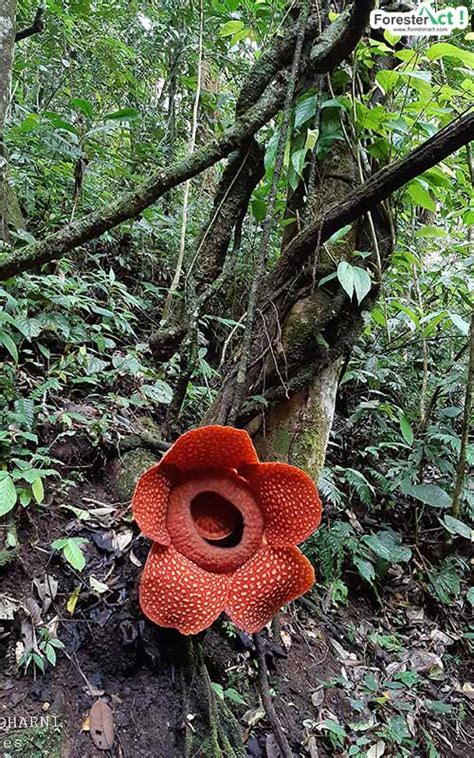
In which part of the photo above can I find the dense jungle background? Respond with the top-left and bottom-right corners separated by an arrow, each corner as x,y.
0,0 -> 473,756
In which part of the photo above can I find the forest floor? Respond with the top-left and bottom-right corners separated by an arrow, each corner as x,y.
0,474 -> 472,758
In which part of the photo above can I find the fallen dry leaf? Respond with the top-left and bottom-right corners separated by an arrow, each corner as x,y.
265,732 -> 281,757
367,740 -> 386,758
129,549 -> 142,567
111,527 -> 133,552
25,597 -> 42,626
462,682 -> 474,699
306,734 -> 319,757
406,606 -> 424,623
242,705 -> 265,727
280,630 -> 291,650
0,595 -> 18,621
410,650 -> 443,674
33,574 -> 58,614
89,699 -> 114,750
67,586 -> 81,615
90,576 -> 109,594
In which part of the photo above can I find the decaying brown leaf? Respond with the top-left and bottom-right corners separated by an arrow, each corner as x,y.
89,699 -> 114,750
33,574 -> 58,614
242,704 -> 265,727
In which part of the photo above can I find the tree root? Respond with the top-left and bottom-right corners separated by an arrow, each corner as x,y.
181,638 -> 246,757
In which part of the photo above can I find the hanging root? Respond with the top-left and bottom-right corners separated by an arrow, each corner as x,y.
253,632 -> 293,758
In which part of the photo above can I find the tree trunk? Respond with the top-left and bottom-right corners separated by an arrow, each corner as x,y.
0,0 -> 23,241
249,130 -> 392,480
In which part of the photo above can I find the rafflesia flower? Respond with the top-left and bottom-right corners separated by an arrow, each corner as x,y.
132,425 -> 321,635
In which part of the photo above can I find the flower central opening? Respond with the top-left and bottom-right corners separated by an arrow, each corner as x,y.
191,491 -> 244,547
167,471 -> 265,573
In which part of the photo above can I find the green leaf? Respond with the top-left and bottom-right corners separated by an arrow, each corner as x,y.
320,98 -> 344,110
328,225 -> 352,244
18,468 -> 56,484
449,313 -> 469,336
70,97 -> 94,118
141,380 -> 173,405
210,682 -> 225,699
13,315 -> 42,339
407,182 -> 435,211
362,531 -> 412,563
441,515 -> 472,540
387,715 -> 409,743
104,107 -> 140,121
32,652 -> 45,673
305,128 -> 319,150
376,69 -> 399,93
219,20 -> 244,37
414,225 -> 447,238
352,267 -> 371,304
405,483 -> 451,509
0,330 -> 19,362
353,556 -> 375,584
399,413 -> 414,445
337,261 -> 354,299
32,477 -> 45,504
0,475 -> 17,516
429,563 -> 460,604
426,42 -> 474,70
44,112 -> 78,135
323,719 -> 346,738
425,700 -> 453,714
45,644 -> 57,666
291,148 -> 307,178
294,94 -> 317,128
52,538 -> 88,571
224,687 -> 247,705
251,197 -> 266,222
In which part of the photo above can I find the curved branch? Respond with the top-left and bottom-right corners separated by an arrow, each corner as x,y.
207,110 -> 474,424
15,7 -> 45,42
266,109 -> 474,297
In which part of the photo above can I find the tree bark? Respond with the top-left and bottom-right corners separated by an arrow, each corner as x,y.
451,144 -> 474,518
250,133 -> 392,479
0,0 -> 23,242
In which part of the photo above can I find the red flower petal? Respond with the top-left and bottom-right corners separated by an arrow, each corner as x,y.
226,546 -> 315,633
241,463 -> 322,546
162,425 -> 259,473
139,544 -> 230,635
132,464 -> 172,545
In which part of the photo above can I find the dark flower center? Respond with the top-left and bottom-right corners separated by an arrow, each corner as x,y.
191,491 -> 244,547
167,471 -> 264,573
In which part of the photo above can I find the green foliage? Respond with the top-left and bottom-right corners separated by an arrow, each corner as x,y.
211,682 -> 247,706
304,519 -> 411,592
51,537 -> 88,571
18,627 -> 64,674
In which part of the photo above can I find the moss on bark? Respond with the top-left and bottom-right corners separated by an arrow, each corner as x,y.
113,449 -> 157,502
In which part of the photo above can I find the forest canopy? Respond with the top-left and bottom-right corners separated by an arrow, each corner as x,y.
0,1 -> 473,757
